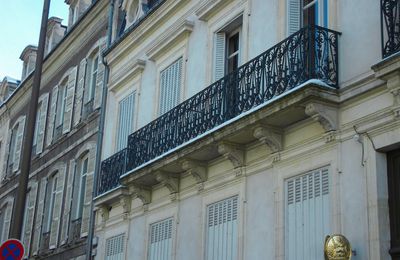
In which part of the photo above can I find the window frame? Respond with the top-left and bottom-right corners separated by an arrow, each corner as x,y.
116,91 -> 136,151
56,79 -> 68,130
75,154 -> 89,220
44,173 -> 58,233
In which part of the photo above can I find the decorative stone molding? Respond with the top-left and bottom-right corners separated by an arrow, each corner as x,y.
195,0 -> 235,21
253,125 -> 283,153
305,102 -> 338,132
217,142 -> 244,176
97,205 -> 110,228
146,19 -> 194,61
154,171 -> 179,198
181,159 -> 207,191
130,184 -> 151,205
120,195 -> 132,215
109,59 -> 146,91
385,72 -> 400,117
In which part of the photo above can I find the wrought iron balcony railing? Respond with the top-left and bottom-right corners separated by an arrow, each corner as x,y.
382,0 -> 400,58
98,26 -> 340,196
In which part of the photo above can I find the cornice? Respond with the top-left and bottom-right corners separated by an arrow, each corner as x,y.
105,0 -> 190,65
109,59 -> 146,91
146,19 -> 194,61
195,0 -> 235,21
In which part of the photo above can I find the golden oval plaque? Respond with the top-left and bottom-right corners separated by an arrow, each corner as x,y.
324,234 -> 352,260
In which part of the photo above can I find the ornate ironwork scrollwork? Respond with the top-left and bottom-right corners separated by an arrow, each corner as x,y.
382,0 -> 400,57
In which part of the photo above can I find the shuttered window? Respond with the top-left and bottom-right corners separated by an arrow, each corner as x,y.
206,196 -> 238,260
117,92 -> 136,151
33,94 -> 49,155
7,116 -> 26,174
56,82 -> 67,129
76,156 -> 88,219
21,183 -> 38,258
86,56 -> 98,103
0,199 -> 14,243
148,218 -> 173,260
159,58 -> 182,115
285,168 -> 330,260
106,234 -> 125,260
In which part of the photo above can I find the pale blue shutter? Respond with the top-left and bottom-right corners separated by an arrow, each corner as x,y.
206,196 -> 238,260
285,168 -> 330,260
159,58 -> 182,115
106,234 -> 125,260
117,92 -> 136,151
214,32 -> 226,81
148,218 -> 173,260
287,0 -> 301,35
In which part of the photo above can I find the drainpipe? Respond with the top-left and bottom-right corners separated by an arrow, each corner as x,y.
86,0 -> 114,259
10,0 -> 51,239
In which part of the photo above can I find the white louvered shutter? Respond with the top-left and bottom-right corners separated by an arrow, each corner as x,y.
13,116 -> 26,172
21,182 -> 38,258
287,0 -> 301,35
159,58 -> 182,115
2,132 -> 11,178
206,196 -> 238,260
1,198 -> 14,243
60,160 -> 76,244
148,218 -> 173,260
214,32 -> 226,81
63,67 -> 78,134
117,92 -> 136,151
106,234 -> 125,260
74,59 -> 87,126
46,85 -> 59,146
285,168 -> 330,260
37,93 -> 49,154
49,169 -> 65,248
94,42 -> 106,109
80,148 -> 95,236
32,178 -> 47,255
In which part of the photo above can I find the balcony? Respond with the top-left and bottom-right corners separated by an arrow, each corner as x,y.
381,0 -> 400,58
97,26 -> 341,196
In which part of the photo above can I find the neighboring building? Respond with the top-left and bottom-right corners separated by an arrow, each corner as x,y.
0,77 -> 20,104
0,0 -> 109,259
95,1 -> 399,260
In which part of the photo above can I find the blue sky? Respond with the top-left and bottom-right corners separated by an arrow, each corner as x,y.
0,0 -> 69,80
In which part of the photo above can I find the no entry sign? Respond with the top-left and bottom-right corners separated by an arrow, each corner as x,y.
0,239 -> 24,260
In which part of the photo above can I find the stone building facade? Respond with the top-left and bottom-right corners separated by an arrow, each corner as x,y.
0,0 -> 108,259
94,0 -> 400,260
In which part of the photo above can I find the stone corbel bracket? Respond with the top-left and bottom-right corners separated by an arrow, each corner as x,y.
130,184 -> 152,206
97,205 -> 111,228
217,142 -> 245,176
181,159 -> 207,191
305,102 -> 338,133
120,195 -> 132,218
253,125 -> 283,154
385,72 -> 400,117
154,171 -> 179,199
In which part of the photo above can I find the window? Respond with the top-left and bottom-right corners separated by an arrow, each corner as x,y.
214,16 -> 242,80
6,117 -> 25,176
86,55 -> 99,104
44,175 -> 58,233
56,81 -> 68,133
148,218 -> 173,260
106,234 -> 125,260
206,196 -> 239,260
285,168 -> 330,260
159,58 -> 183,115
287,0 -> 328,35
0,206 -> 5,242
75,156 -> 88,220
117,92 -> 136,151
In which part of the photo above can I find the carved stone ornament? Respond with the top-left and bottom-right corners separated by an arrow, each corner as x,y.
97,205 -> 110,226
324,234 -> 352,260
217,142 -> 244,168
130,184 -> 151,205
181,159 -> 207,190
154,171 -> 179,196
305,102 -> 338,132
386,73 -> 400,118
253,125 -> 283,154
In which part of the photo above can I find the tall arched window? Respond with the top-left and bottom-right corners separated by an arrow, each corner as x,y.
75,154 -> 89,219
